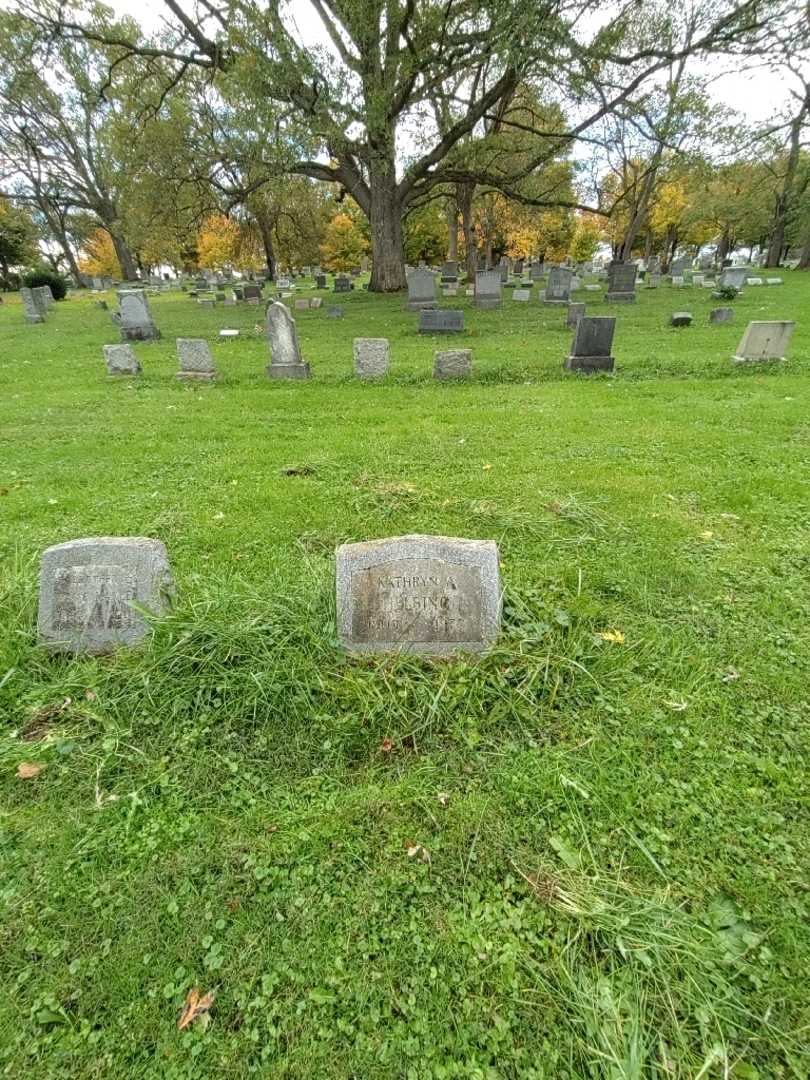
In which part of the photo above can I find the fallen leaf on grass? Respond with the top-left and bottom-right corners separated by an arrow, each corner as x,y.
405,842 -> 431,864
482,463 -> 492,471
699,530 -> 715,540
17,762 -> 44,779
722,667 -> 740,683
596,629 -> 625,644
437,792 -> 450,807
379,737 -> 394,754
177,987 -> 215,1031
664,698 -> 689,711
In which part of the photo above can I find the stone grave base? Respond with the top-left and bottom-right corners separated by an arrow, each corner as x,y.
121,327 -> 160,341
565,355 -> 614,372
407,301 -> 438,311
731,355 -> 784,364
605,293 -> 636,303
543,299 -> 568,306
474,299 -> 501,310
177,371 -> 215,381
267,362 -> 311,379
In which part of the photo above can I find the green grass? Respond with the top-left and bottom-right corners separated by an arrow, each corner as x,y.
1,275 -> 809,1078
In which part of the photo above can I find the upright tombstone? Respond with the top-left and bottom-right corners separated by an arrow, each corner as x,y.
647,273 -> 661,288
605,262 -> 637,303
336,535 -> 501,655
566,302 -> 586,329
565,316 -> 616,372
266,300 -> 311,378
354,338 -> 390,378
530,264 -> 543,282
20,287 -> 44,324
37,537 -> 174,655
441,260 -> 458,282
418,309 -> 464,334
314,272 -> 327,289
407,269 -> 437,310
176,338 -> 216,380
334,275 -> 352,293
647,256 -> 661,275
33,285 -> 54,312
670,257 -> 688,277
104,344 -> 141,376
474,269 -> 502,309
670,311 -> 693,327
710,308 -> 734,324
243,283 -> 263,303
718,267 -> 748,291
544,267 -> 573,305
117,289 -> 160,341
732,321 -> 795,363
434,349 -> 472,380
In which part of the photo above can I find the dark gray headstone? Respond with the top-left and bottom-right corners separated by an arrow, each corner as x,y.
605,263 -> 637,303
670,311 -> 693,327
709,308 -> 734,324
545,267 -> 573,304
566,303 -> 586,329
565,316 -> 616,372
419,309 -> 464,333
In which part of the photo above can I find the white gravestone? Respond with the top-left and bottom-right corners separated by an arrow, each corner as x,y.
104,344 -> 141,376
354,338 -> 390,378
732,321 -> 795,363
266,301 -> 311,379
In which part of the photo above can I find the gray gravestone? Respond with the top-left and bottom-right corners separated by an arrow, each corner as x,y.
407,269 -> 437,310
33,285 -> 53,312
710,308 -> 734,324
117,290 -> 160,341
354,338 -> 390,378
441,260 -> 458,281
419,309 -> 464,334
732,321 -> 795,363
334,275 -> 352,293
434,349 -> 472,379
474,270 -> 502,309
327,305 -> 344,318
530,265 -> 543,282
544,267 -> 572,304
20,287 -> 44,324
311,297 -> 323,309
37,537 -> 174,654
565,316 -> 616,372
512,289 -> 530,302
315,273 -> 327,289
566,303 -> 586,329
104,344 -> 141,376
336,535 -> 501,655
605,262 -> 637,303
670,258 -> 688,277
294,299 -> 310,310
647,273 -> 661,289
243,284 -> 263,301
177,338 -> 216,380
670,311 -> 693,327
266,300 -> 311,378
718,267 -> 747,291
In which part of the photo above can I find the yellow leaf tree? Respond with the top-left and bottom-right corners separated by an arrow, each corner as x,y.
196,214 -> 241,271
319,212 -> 369,271
78,228 -> 121,278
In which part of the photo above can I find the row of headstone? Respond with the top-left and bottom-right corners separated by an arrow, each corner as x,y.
37,533 -> 502,657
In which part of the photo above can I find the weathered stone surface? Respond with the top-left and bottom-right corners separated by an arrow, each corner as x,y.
419,309 -> 464,334
294,299 -> 310,310
709,308 -> 734,324
544,267 -> 572,304
104,344 -> 141,376
266,300 -> 311,378
20,287 -> 44,324
243,284 -> 263,300
566,303 -> 586,329
732,321 -> 795,363
605,262 -> 637,303
334,275 -> 353,293
118,290 -> 160,342
177,338 -> 216,380
327,305 -> 344,318
33,286 -> 53,312
354,338 -> 390,378
314,273 -> 327,289
474,270 -> 502,309
672,276 -> 685,287
565,316 -> 616,372
407,269 -> 437,310
434,349 -> 472,379
718,267 -> 747,290
512,289 -> 530,302
37,537 -> 174,654
670,311 -> 693,327
336,535 -> 501,655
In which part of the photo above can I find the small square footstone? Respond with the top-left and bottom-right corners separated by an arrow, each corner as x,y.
354,337 -> 390,378
294,299 -> 310,310
670,311 -> 693,327
310,297 -> 323,309
336,535 -> 501,655
104,343 -> 141,376
434,349 -> 472,379
419,309 -> 464,334
732,320 -> 795,363
565,316 -> 616,372
37,537 -> 174,654
566,303 -> 586,329
512,289 -> 530,302
710,308 -> 733,324
327,305 -> 344,318
177,338 -> 216,380
219,328 -> 240,338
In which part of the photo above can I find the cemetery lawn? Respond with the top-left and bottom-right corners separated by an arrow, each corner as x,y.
2,277 -> 810,1079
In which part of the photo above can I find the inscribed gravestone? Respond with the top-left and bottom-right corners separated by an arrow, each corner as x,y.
117,290 -> 160,341
732,321 -> 795,363
710,308 -> 734,324
354,338 -> 390,378
336,535 -> 501,655
104,344 -> 141,376
605,262 -> 637,303
334,275 -> 352,293
20,287 -> 44,324
565,316 -> 616,372
512,289 -> 530,302
38,537 -> 174,655
177,339 -> 216,380
544,267 -> 572,304
474,270 -> 502,309
419,309 -> 464,333
266,300 -> 311,378
566,303 -> 585,329
718,267 -> 747,290
407,269 -> 437,310
434,349 -> 472,379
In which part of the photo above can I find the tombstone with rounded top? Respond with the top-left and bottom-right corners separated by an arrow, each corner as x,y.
354,338 -> 390,378
670,311 -> 693,327
336,534 -> 501,655
732,321 -> 795,363
434,349 -> 472,379
266,300 -> 311,378
177,338 -> 216,380
104,343 -> 141,376
117,289 -> 160,341
37,537 -> 174,654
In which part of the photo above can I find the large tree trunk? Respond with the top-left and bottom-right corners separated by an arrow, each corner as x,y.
107,227 -> 139,281
447,201 -> 458,261
256,215 -> 276,278
369,150 -> 406,291
457,182 -> 476,280
716,228 -> 732,266
765,111 -> 805,268
798,228 -> 810,269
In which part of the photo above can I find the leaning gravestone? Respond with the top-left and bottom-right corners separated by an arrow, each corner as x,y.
104,344 -> 141,376
565,316 -> 616,372
336,535 -> 501,655
354,338 -> 390,378
434,349 -> 472,379
670,311 -> 693,327
566,303 -> 586,329
37,537 -> 174,655
33,285 -> 54,312
407,269 -> 437,310
605,262 -> 637,303
177,338 -> 216,380
710,308 -> 734,324
474,270 -> 502,309
117,290 -> 160,341
544,267 -> 572,305
20,287 -> 44,324
419,309 -> 464,334
732,321 -> 795,363
266,300 -> 311,378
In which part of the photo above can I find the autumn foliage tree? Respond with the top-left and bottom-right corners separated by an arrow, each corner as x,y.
78,228 -> 121,278
319,212 -> 369,272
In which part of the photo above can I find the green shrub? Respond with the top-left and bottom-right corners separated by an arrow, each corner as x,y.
713,283 -> 739,301
22,266 -> 69,300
